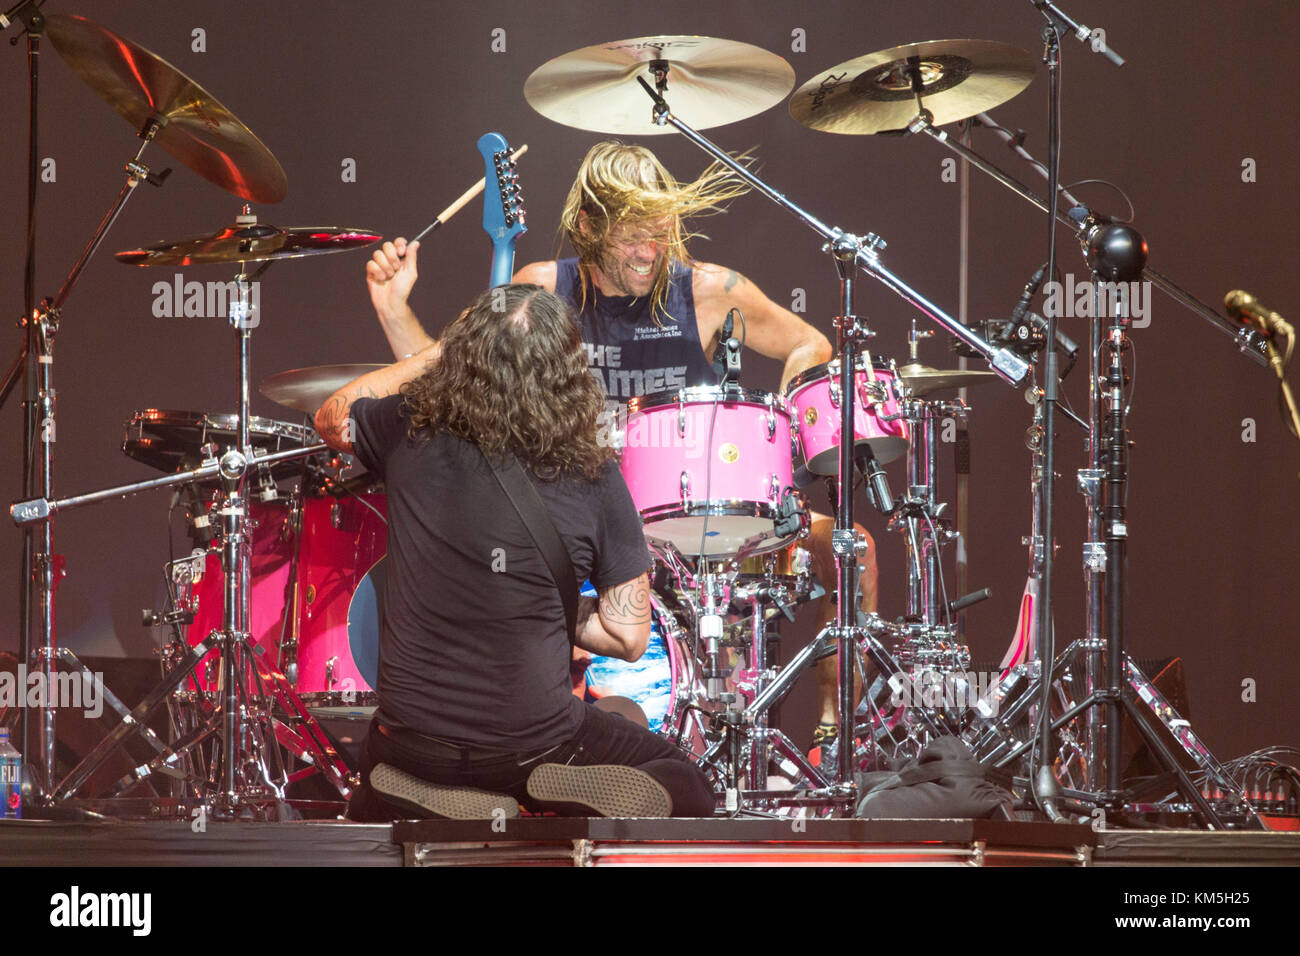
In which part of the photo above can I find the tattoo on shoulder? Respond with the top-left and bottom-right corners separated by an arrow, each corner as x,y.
599,577 -> 651,626
724,269 -> 745,293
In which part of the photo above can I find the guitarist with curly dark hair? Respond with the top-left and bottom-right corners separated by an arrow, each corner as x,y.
316,283 -> 715,819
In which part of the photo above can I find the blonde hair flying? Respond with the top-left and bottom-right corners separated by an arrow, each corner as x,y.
560,141 -> 750,323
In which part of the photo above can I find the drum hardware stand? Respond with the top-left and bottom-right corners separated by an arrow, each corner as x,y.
909,113 -> 1270,369
633,69 -> 1031,387
654,540 -> 830,808
632,68 -> 1029,807
964,230 -> 1263,828
893,26 -> 1262,824
10,253 -> 353,815
0,101 -> 172,802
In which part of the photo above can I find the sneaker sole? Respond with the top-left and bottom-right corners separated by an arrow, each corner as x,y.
525,763 -> 672,818
370,763 -> 521,820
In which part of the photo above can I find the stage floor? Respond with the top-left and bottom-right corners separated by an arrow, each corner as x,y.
1,816 -> 1296,867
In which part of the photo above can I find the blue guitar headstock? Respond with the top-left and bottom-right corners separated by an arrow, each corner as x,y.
477,132 -> 527,288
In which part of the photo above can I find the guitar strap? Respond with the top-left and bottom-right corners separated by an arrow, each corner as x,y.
481,448 -> 580,647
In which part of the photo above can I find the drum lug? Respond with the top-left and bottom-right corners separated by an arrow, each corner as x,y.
828,371 -> 841,408
325,655 -> 338,688
678,397 -> 687,439
765,397 -> 776,440
680,470 -> 692,504
768,474 -> 780,501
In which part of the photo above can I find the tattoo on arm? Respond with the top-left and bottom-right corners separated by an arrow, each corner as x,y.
316,394 -> 350,445
598,576 -> 651,626
724,269 -> 745,293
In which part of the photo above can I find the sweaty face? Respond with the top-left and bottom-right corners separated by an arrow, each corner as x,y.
590,218 -> 673,298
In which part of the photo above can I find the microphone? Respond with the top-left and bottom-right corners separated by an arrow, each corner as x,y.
1012,262 -> 1050,325
712,308 -> 743,386
710,311 -> 735,378
1224,290 -> 1292,338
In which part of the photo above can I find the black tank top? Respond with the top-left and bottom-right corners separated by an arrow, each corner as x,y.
554,258 -> 718,401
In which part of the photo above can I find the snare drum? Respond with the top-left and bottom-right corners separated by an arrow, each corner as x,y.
620,386 -> 796,557
785,356 -> 909,474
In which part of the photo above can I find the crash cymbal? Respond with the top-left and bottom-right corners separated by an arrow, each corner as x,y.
525,35 -> 794,134
45,13 -> 287,203
896,362 -> 999,396
790,39 -> 1036,134
116,223 -> 381,267
260,365 -> 388,416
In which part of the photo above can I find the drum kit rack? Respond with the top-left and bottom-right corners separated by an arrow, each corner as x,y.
4,5 -> 1292,826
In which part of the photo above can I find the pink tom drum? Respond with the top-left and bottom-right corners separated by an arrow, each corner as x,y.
621,386 -> 797,557
785,355 -> 909,474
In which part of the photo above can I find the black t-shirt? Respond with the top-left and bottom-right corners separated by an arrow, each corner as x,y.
350,394 -> 651,751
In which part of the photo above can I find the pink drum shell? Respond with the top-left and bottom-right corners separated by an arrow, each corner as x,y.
620,388 -> 794,556
186,493 -> 387,704
295,493 -> 387,699
786,358 -> 909,474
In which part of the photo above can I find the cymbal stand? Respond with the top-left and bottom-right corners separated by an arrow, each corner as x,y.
5,117 -> 170,803
964,238 -> 1262,828
635,69 -> 1017,805
11,248 -> 351,814
912,73 -> 1264,822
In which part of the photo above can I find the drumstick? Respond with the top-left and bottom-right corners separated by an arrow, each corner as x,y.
407,144 -> 528,245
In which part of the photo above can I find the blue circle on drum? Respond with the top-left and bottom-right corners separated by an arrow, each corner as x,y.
584,623 -> 672,733
579,580 -> 671,733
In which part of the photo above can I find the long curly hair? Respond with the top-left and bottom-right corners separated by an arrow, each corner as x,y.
400,285 -> 613,480
560,141 -> 750,325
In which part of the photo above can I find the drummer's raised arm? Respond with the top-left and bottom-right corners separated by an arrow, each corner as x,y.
315,345 -> 440,454
367,237 -> 438,359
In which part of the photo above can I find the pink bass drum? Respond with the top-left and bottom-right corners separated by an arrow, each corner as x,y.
186,492 -> 388,715
620,385 -> 798,558
784,355 -> 909,475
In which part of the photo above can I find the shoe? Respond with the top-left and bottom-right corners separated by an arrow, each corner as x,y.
368,763 -> 521,820
808,722 -> 839,768
526,763 -> 672,817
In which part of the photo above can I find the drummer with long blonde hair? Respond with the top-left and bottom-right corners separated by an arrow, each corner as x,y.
367,140 -> 879,764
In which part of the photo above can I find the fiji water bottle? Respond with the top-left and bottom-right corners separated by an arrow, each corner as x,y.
0,728 -> 21,819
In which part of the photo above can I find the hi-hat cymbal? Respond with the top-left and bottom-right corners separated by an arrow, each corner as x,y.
260,365 -> 388,416
897,363 -> 999,396
525,35 -> 795,134
45,13 -> 287,203
790,39 -> 1036,134
116,224 -> 381,267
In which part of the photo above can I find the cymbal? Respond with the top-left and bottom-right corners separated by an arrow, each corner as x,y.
525,35 -> 794,134
45,13 -> 287,203
790,39 -> 1036,134
116,224 -> 381,267
260,365 -> 388,416
896,362 -> 999,396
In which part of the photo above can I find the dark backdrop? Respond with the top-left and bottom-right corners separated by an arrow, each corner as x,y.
2,0 -> 1296,761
